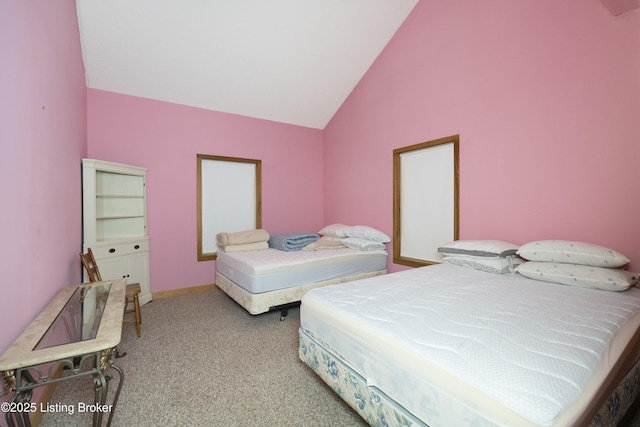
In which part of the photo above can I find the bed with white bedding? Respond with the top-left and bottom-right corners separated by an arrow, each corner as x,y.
215,247 -> 387,317
299,263 -> 640,426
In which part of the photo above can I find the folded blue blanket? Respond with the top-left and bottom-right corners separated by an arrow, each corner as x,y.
268,233 -> 320,251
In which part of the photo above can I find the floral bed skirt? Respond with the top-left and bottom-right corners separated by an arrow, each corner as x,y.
299,327 -> 425,427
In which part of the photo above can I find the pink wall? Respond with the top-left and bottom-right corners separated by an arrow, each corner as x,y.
2,0 -> 636,421
0,0 -> 86,419
325,0 -> 640,273
87,90 -> 324,292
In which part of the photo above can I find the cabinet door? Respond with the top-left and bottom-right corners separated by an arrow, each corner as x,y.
126,251 -> 151,303
94,257 -> 126,282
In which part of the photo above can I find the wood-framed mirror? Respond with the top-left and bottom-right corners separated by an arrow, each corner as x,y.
197,154 -> 262,261
393,135 -> 459,267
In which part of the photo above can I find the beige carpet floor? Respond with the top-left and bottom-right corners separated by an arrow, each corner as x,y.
40,288 -> 367,427
39,287 -> 640,427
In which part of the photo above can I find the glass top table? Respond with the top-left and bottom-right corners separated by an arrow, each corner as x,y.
0,280 -> 127,427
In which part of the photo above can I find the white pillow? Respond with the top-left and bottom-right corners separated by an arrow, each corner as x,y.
342,237 -> 386,251
344,225 -> 391,243
317,223 -> 351,238
517,240 -> 629,268
443,255 -> 523,274
438,240 -> 519,258
515,262 -> 639,292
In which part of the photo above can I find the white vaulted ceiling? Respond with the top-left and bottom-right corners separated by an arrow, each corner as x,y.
76,0 -> 419,129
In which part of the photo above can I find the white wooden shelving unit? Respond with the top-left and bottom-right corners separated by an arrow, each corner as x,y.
82,159 -> 152,305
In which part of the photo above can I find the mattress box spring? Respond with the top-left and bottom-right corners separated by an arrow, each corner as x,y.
216,248 -> 387,294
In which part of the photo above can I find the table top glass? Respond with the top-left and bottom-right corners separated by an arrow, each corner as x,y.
35,282 -> 111,350
0,280 -> 125,372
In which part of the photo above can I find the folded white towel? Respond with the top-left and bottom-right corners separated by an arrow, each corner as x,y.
219,241 -> 269,253
216,229 -> 270,247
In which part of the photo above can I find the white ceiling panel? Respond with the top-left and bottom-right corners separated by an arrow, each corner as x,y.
76,0 -> 418,129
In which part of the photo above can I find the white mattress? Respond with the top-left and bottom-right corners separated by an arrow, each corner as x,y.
300,263 -> 640,427
216,248 -> 387,294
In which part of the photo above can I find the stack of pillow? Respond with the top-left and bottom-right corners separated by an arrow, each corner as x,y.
438,238 -> 639,292
304,223 -> 390,251
515,240 -> 639,292
438,240 -> 523,274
